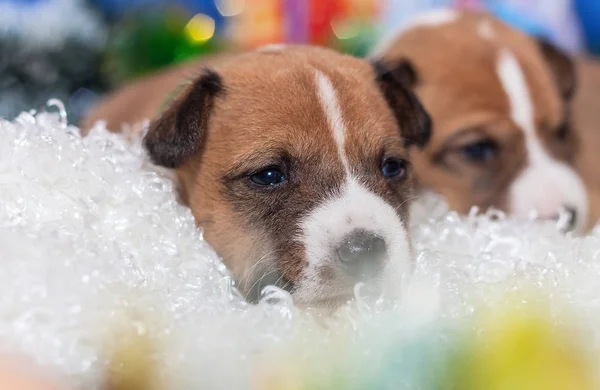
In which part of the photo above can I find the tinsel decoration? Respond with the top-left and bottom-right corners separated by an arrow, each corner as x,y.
0,0 -> 110,124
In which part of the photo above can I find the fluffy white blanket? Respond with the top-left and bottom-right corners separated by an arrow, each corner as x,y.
1,103 -> 600,389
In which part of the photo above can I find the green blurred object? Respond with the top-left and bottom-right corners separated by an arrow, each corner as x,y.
102,5 -> 381,87
330,22 -> 378,58
103,5 -> 224,86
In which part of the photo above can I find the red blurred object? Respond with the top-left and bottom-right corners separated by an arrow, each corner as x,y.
308,0 -> 344,45
228,0 -> 380,49
308,0 -> 380,45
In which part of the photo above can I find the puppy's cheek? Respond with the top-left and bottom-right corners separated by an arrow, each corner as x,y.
240,242 -> 306,303
204,213 -> 307,301
278,240 -> 308,284
467,173 -> 510,213
201,220 -> 272,286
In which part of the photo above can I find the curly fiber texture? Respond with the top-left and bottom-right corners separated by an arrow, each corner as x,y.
1,104 -> 600,389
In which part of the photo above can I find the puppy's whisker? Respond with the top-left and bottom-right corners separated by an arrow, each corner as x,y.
241,249 -> 286,301
272,270 -> 292,292
238,250 -> 277,289
394,195 -> 420,214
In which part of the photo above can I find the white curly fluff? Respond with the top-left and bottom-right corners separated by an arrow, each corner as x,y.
1,102 -> 600,389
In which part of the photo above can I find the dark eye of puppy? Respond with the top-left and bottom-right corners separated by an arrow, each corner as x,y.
460,139 -> 499,163
381,157 -> 407,178
249,166 -> 287,186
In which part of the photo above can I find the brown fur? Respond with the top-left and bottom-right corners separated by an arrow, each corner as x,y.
573,57 -> 600,227
375,11 -> 587,224
82,45 -> 429,303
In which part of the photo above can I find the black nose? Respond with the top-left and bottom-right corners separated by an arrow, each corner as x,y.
336,230 -> 388,279
561,205 -> 578,232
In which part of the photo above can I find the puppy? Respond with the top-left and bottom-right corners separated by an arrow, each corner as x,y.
83,45 -> 431,306
572,57 -> 600,227
371,10 -> 590,232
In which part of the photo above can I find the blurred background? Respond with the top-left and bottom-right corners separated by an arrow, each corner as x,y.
1,0 -> 599,125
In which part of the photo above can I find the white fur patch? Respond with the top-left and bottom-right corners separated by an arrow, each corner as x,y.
292,71 -> 412,303
370,8 -> 459,58
257,43 -> 286,52
477,20 -> 495,40
497,49 -> 588,231
296,179 -> 411,303
404,8 -> 459,29
314,70 -> 350,172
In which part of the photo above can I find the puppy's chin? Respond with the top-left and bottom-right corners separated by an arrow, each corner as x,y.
293,284 -> 400,319
292,279 -> 396,311
293,297 -> 355,319
242,276 -> 355,312
285,257 -> 410,312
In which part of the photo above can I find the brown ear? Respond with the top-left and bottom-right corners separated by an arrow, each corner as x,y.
144,69 -> 223,168
380,58 -> 419,88
537,38 -> 576,101
372,59 -> 431,148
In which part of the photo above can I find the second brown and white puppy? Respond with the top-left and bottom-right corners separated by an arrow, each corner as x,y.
83,45 -> 431,307
371,10 -> 590,232
572,57 -> 600,228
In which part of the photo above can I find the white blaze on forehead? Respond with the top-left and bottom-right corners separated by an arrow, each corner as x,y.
257,43 -> 286,52
497,50 -> 533,131
477,20 -> 495,40
291,70 -> 412,304
314,70 -> 350,172
497,49 -> 588,231
403,8 -> 459,29
370,8 -> 459,58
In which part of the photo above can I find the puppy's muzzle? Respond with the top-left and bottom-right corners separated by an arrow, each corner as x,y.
336,230 -> 388,279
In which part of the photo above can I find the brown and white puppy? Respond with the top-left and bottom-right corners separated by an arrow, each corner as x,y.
371,10 -> 590,232
83,45 -> 431,306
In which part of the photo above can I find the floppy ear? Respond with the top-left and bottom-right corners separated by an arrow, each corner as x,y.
380,58 -> 419,88
372,59 -> 431,148
144,69 -> 223,168
537,38 -> 576,101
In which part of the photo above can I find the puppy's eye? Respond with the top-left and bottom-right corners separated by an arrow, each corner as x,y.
249,167 -> 287,186
460,139 -> 498,163
556,122 -> 569,141
381,157 -> 406,178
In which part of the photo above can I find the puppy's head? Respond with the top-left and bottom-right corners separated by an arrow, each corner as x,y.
372,10 -> 588,232
144,45 -> 430,306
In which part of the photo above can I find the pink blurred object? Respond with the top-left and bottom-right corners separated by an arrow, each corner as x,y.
455,0 -> 483,9
0,356 -> 69,390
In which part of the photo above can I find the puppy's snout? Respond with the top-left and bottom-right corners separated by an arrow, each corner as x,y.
336,230 -> 387,279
